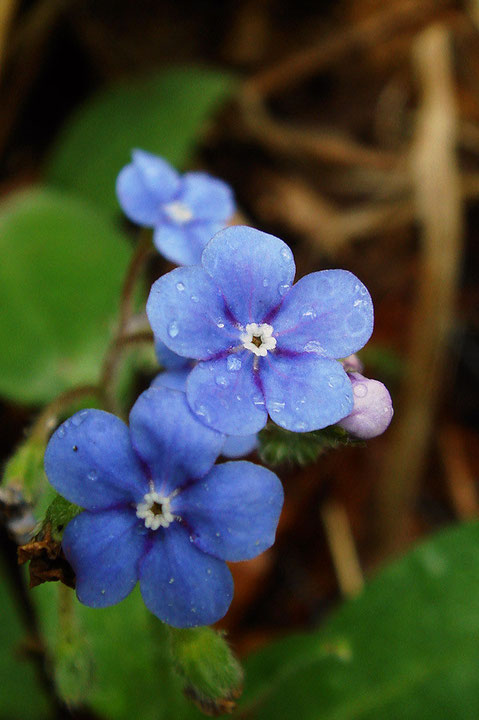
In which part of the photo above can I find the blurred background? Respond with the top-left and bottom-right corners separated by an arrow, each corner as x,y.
1,0 -> 479,718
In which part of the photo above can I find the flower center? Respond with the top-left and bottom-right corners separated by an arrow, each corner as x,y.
136,491 -> 175,530
163,201 -> 193,224
241,323 -> 277,357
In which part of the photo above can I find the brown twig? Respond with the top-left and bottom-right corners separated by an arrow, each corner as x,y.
375,23 -> 464,554
321,500 -> 364,598
244,0 -> 452,98
439,424 -> 479,520
0,0 -> 18,81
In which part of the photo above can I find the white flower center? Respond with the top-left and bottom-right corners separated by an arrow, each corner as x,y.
163,201 -> 193,224
136,491 -> 175,530
241,323 -> 277,357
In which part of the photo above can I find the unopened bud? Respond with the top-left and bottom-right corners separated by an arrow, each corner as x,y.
339,373 -> 393,439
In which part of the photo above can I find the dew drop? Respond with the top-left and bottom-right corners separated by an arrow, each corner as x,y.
227,356 -> 241,372
57,427 -> 66,438
71,410 -> 89,427
168,321 -> 179,338
262,278 -> 269,287
169,577 -> 175,584
215,319 -> 225,328
190,295 -> 199,303
328,375 -> 344,389
270,401 -> 285,413
87,470 -> 98,481
207,568 -> 212,574
353,383 -> 368,398
281,247 -> 291,261
215,375 -> 229,387
253,394 -> 265,407
278,283 -> 290,296
304,340 -> 323,353
195,405 -> 211,423
302,308 -> 317,319
176,282 -> 185,292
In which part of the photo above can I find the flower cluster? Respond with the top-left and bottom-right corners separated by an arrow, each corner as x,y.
44,150 -> 393,630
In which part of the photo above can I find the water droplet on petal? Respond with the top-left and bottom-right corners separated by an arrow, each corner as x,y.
176,282 -> 185,292
57,427 -> 66,438
262,278 -> 269,287
190,295 -> 199,303
195,405 -> 211,423
71,410 -> 89,427
215,375 -> 229,387
87,470 -> 98,481
215,319 -> 225,328
227,356 -> 241,372
270,401 -> 285,414
304,340 -> 324,353
278,283 -> 290,296
302,308 -> 317,319
280,247 -> 291,261
253,394 -> 265,407
169,577 -> 175,584
168,321 -> 179,338
353,383 -> 368,398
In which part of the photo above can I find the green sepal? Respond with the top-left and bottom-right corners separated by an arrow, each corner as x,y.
168,626 -> 243,716
45,494 -> 83,542
258,424 -> 364,467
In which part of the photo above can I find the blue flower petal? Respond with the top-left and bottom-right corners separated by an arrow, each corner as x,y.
132,150 -> 180,199
153,221 -> 223,266
178,172 -> 235,221
273,270 -> 374,358
221,433 -> 258,458
129,387 -> 224,493
44,410 -> 148,510
116,163 -> 160,226
147,265 -> 238,360
175,461 -> 283,561
260,353 -> 353,431
155,339 -> 191,370
63,508 -> 145,607
151,369 -> 189,392
139,522 -> 233,627
186,352 -> 268,435
201,226 -> 296,325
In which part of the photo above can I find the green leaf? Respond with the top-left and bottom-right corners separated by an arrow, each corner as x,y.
46,67 -> 236,217
258,424 -> 361,467
0,188 -> 131,404
241,521 -> 479,719
0,563 -> 50,719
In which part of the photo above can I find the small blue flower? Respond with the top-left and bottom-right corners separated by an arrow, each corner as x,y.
339,372 -> 393,439
44,387 -> 283,628
147,226 -> 374,435
153,339 -> 258,457
116,150 -> 235,265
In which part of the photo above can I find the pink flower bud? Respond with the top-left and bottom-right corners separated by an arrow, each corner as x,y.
339,372 -> 393,439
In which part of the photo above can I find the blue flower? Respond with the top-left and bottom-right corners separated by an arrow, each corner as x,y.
116,150 -> 235,265
147,226 -> 374,435
153,339 -> 258,457
44,386 -> 283,628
